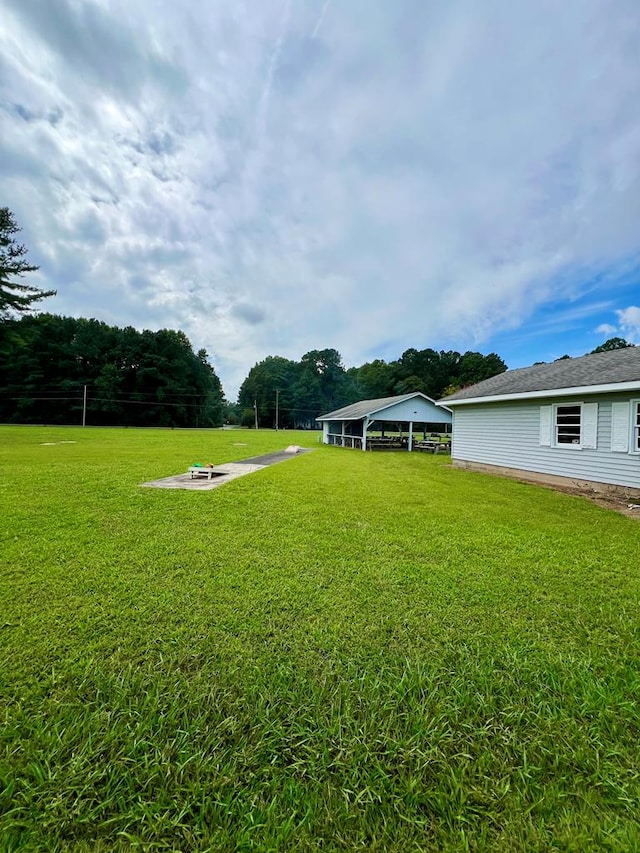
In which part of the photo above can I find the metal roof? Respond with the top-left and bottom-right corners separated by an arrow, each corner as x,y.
440,346 -> 640,403
318,392 -> 442,421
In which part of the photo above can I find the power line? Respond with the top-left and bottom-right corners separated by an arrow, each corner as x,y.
5,396 -> 81,402
87,397 -> 202,409
0,384 -> 212,400
3,395 -> 209,409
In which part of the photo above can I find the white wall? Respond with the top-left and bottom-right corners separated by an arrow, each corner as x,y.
373,397 -> 452,425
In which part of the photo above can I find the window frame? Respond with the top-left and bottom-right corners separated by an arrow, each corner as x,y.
632,399 -> 640,454
554,402 -> 583,449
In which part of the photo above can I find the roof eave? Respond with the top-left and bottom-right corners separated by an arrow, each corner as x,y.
317,415 -> 360,421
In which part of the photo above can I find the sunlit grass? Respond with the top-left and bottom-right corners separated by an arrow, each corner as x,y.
1,425 -> 639,851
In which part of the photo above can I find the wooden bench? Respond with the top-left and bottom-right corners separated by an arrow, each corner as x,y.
188,466 -> 218,480
367,437 -> 403,450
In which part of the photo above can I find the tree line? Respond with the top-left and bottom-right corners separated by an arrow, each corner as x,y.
236,347 -> 508,429
0,314 -> 226,427
235,338 -> 635,430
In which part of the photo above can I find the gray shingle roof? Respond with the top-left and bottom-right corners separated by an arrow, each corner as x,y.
440,346 -> 640,403
318,393 -> 425,421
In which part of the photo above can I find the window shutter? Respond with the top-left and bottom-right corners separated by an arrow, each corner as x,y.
539,406 -> 552,446
582,403 -> 598,449
611,402 -> 630,452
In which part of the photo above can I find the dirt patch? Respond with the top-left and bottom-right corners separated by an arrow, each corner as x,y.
540,482 -> 640,519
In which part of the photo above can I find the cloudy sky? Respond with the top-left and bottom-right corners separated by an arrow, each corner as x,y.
2,0 -> 639,398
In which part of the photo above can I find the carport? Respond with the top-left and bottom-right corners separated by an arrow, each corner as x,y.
317,392 -> 452,451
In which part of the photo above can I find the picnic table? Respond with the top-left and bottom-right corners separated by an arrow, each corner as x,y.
413,439 -> 451,454
366,437 -> 404,450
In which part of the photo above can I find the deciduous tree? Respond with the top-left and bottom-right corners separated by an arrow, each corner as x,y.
591,337 -> 633,353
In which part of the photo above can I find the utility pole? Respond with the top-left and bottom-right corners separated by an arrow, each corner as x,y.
82,384 -> 87,427
254,399 -> 259,430
275,388 -> 280,431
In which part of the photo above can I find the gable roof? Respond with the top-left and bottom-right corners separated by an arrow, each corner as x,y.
318,392 -> 445,421
440,346 -> 640,405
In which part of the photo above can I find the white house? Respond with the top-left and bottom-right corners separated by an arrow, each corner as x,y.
438,346 -> 640,493
318,392 -> 452,451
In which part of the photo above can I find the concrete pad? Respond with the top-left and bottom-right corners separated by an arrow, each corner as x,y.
141,462 -> 266,490
140,447 -> 313,491
235,448 -> 313,466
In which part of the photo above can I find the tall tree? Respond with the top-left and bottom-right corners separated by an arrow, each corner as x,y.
591,337 -> 633,353
352,359 -> 397,399
0,208 -> 55,318
457,351 -> 507,386
395,348 -> 455,399
238,356 -> 300,428
392,348 -> 507,398
294,349 -> 351,423
238,349 -> 355,428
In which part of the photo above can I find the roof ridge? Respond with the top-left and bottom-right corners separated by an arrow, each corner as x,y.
441,345 -> 640,402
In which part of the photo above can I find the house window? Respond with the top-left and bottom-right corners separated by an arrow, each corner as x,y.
634,402 -> 640,452
540,402 -> 597,449
555,404 -> 581,446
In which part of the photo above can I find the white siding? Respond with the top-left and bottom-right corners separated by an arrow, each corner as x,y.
451,393 -> 640,489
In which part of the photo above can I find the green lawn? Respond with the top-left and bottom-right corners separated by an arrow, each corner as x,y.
1,425 -> 639,852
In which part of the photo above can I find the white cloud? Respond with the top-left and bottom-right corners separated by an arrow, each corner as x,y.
593,306 -> 640,344
616,306 -> 640,343
1,0 -> 639,397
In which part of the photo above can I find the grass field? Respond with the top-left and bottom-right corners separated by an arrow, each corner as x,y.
1,425 -> 639,851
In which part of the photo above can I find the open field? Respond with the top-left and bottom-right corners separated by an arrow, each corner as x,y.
1,425 -> 639,851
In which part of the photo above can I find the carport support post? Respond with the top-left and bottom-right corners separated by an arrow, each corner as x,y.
408,420 -> 413,451
363,417 -> 372,451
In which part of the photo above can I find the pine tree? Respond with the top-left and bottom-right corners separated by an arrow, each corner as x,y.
0,207 -> 55,318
